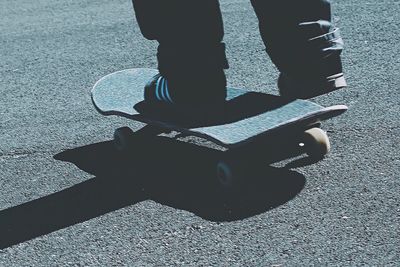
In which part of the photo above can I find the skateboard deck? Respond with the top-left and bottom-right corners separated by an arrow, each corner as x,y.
91,68 -> 347,148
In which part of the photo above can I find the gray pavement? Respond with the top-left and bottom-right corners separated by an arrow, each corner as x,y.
0,0 -> 399,265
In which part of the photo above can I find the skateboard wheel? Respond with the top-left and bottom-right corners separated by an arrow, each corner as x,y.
113,127 -> 134,152
302,128 -> 331,159
216,160 -> 243,192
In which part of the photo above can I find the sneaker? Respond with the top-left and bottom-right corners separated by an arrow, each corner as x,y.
144,73 -> 174,105
144,72 -> 227,107
278,72 -> 347,100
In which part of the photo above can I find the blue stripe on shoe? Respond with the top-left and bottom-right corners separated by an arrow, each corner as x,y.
164,80 -> 173,103
160,77 -> 166,101
155,76 -> 173,104
155,76 -> 162,101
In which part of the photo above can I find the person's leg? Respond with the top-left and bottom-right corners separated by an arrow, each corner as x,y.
132,0 -> 228,105
250,0 -> 346,99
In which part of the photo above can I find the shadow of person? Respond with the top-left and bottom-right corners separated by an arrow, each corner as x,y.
0,135 -> 305,249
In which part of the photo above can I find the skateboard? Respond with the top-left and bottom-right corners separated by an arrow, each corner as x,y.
92,68 -> 347,190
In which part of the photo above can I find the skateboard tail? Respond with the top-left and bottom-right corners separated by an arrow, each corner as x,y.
91,68 -> 158,116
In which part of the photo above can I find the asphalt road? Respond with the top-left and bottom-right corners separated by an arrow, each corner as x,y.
1,0 -> 399,265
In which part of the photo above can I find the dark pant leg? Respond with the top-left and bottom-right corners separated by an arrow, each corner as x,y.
132,0 -> 228,102
250,0 -> 344,81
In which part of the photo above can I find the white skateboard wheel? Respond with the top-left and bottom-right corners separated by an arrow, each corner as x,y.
302,127 -> 331,159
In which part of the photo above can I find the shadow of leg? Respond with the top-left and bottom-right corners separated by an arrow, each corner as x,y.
0,174 -> 147,249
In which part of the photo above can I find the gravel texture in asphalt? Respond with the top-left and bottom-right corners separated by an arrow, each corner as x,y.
0,0 -> 399,265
